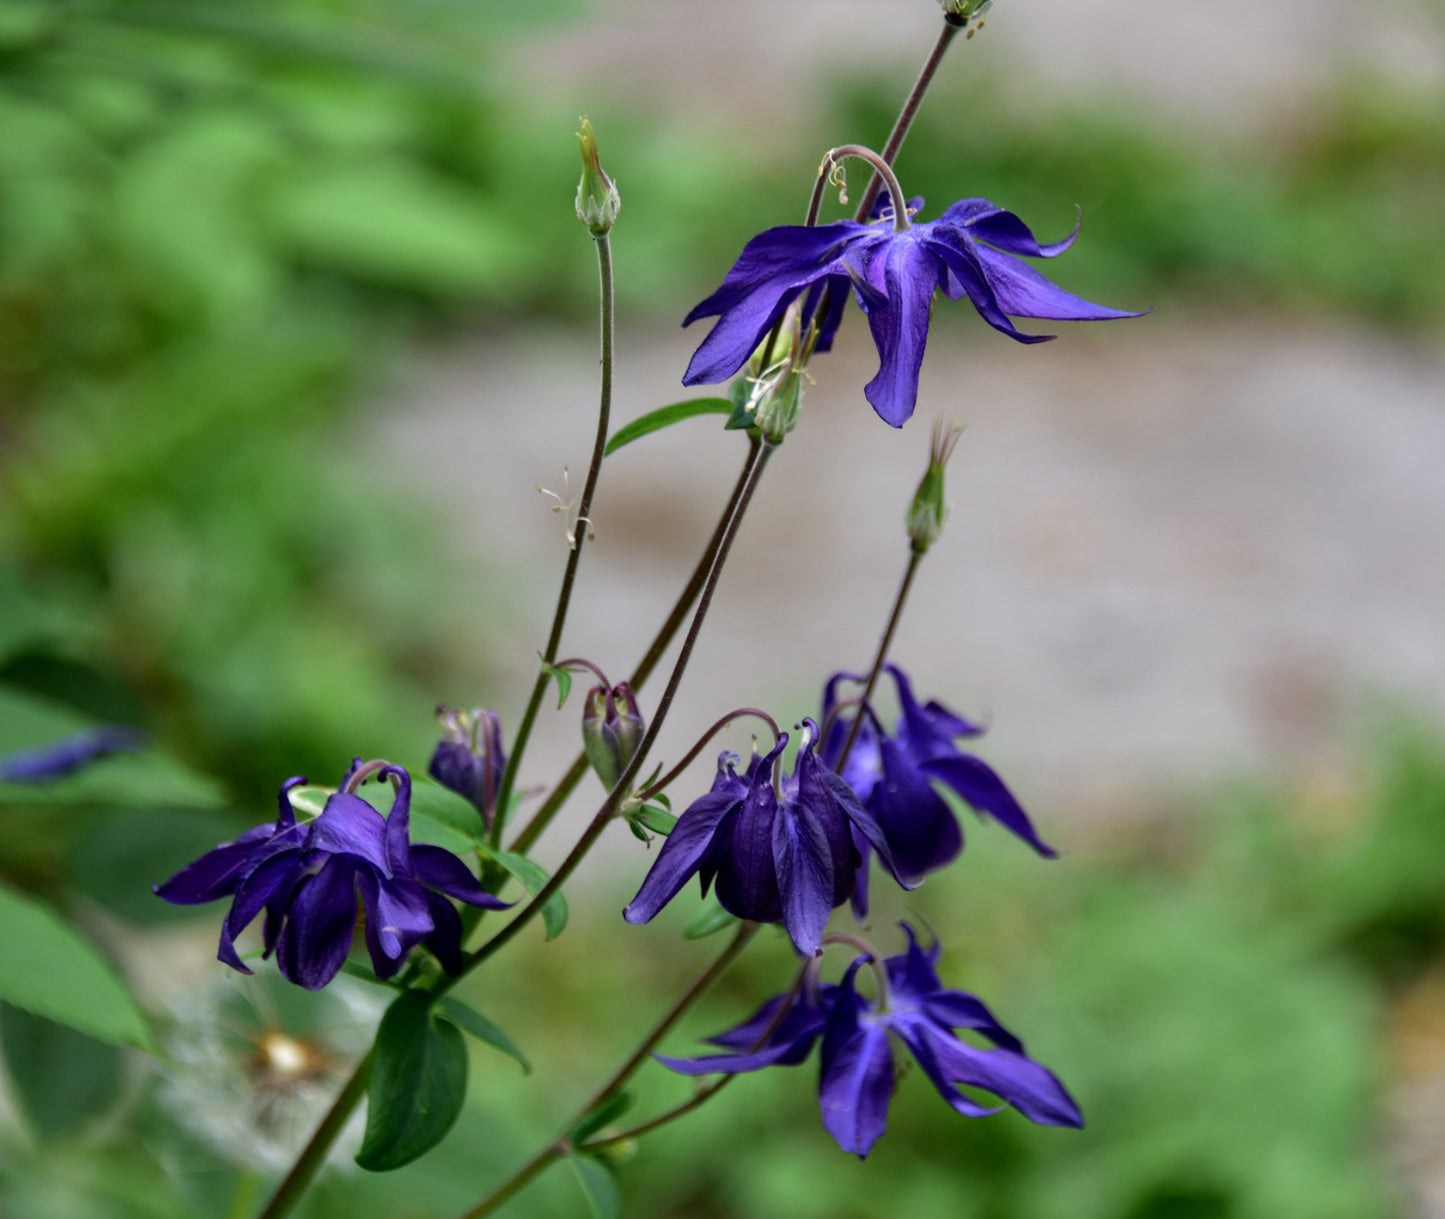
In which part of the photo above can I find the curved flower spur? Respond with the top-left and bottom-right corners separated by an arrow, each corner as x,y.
682,145 -> 1143,428
623,719 -> 907,956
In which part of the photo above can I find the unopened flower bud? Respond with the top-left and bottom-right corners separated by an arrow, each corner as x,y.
906,420 -> 963,554
582,682 -> 645,790
429,706 -> 506,825
939,0 -> 992,24
575,118 -> 620,236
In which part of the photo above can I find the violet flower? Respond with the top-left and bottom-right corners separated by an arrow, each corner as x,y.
0,725 -> 143,782
623,720 -> 903,956
429,706 -> 506,827
155,763 -> 508,989
683,195 -> 1140,428
822,666 -> 1056,917
661,924 -> 1082,1158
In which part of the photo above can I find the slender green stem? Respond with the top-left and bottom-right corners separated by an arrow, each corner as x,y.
489,234 -> 615,850
453,922 -> 758,1219
506,435 -> 762,857
434,441 -> 774,999
837,549 -> 922,769
254,1049 -> 372,1219
853,17 -> 962,223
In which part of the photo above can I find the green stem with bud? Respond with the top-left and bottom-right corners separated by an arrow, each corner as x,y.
489,232 -> 615,850
836,549 -> 922,770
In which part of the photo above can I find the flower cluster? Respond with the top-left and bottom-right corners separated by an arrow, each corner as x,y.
660,924 -> 1082,1157
683,193 -> 1140,428
155,762 -> 509,989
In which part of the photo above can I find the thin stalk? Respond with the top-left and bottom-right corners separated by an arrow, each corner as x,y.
837,549 -> 922,769
436,441 -> 775,998
507,434 -> 762,858
453,922 -> 758,1219
254,1049 -> 372,1219
636,707 -> 781,802
853,17 -> 962,223
489,234 -> 615,850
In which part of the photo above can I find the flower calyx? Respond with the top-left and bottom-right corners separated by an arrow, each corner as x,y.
906,418 -> 964,555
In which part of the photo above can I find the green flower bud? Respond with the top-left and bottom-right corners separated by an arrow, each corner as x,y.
906,420 -> 963,554
940,0 -> 993,23
582,682 -> 645,790
575,118 -> 620,236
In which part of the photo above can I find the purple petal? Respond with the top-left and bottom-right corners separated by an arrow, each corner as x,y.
975,244 -> 1144,322
421,889 -> 465,975
887,664 -> 984,750
356,868 -> 433,964
940,198 -> 1080,258
304,792 -> 390,874
913,1023 -> 1083,1128
923,754 -> 1056,858
623,787 -> 739,925
378,766 -> 414,875
858,233 -> 942,428
704,994 -> 828,1064
657,1036 -> 817,1077
412,845 -> 511,910
682,223 -> 869,387
773,798 -> 836,957
275,859 -> 359,990
872,738 -> 964,880
224,850 -> 304,946
926,232 -> 1058,345
818,967 -> 895,1157
0,725 -> 144,783
712,780 -> 784,925
153,823 -> 279,905
891,1017 -> 1003,1119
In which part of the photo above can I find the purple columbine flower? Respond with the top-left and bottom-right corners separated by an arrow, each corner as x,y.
660,924 -> 1083,1158
0,725 -> 143,782
683,195 -> 1141,428
822,666 -> 1056,918
429,707 -> 506,827
623,720 -> 903,956
154,763 -> 509,989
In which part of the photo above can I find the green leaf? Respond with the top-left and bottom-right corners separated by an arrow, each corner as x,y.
356,992 -> 468,1172
540,659 -> 572,709
0,1003 -> 123,1141
487,851 -> 568,940
568,1089 -> 634,1145
0,882 -> 152,1051
603,398 -> 733,457
567,1153 -> 622,1219
684,900 -> 737,940
438,998 -> 529,1073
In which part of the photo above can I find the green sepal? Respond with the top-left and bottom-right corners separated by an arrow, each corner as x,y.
603,398 -> 733,457
683,899 -> 737,940
438,997 -> 530,1073
485,849 -> 568,940
724,374 -> 760,431
634,804 -> 677,836
355,991 -> 467,1172
541,659 -> 573,709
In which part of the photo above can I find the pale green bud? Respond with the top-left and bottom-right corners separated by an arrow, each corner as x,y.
575,118 -> 620,236
906,420 -> 963,554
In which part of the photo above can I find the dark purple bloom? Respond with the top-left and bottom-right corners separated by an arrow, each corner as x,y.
623,720 -> 903,956
661,924 -> 1082,1158
822,666 -> 1056,918
683,195 -> 1141,428
429,707 -> 506,826
0,725 -> 143,782
155,764 -> 509,989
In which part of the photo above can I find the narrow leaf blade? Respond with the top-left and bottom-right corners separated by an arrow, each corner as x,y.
439,998 -> 530,1073
489,850 -> 568,939
568,1153 -> 622,1219
683,900 -> 737,940
603,398 -> 733,456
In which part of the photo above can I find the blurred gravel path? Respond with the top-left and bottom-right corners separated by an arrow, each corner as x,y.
370,316 -> 1445,841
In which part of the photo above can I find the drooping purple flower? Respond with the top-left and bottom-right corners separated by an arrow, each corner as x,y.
822,665 -> 1056,918
623,720 -> 903,956
660,924 -> 1082,1158
683,195 -> 1141,428
155,763 -> 509,989
0,725 -> 144,782
429,707 -> 506,827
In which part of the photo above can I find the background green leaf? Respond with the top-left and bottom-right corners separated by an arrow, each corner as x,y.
0,1003 -> 123,1142
438,997 -> 530,1073
567,1153 -> 621,1219
488,850 -> 568,940
0,882 -> 151,1050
